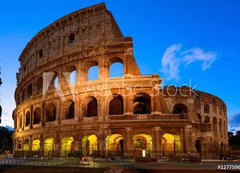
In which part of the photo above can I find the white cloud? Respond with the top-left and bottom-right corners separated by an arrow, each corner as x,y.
160,44 -> 217,81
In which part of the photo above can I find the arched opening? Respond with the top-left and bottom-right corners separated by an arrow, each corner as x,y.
48,72 -> 59,89
33,107 -> 41,124
106,134 -> 124,157
84,97 -> 98,117
36,77 -> 43,94
109,57 -> 124,77
133,93 -> 151,114
19,115 -> 22,129
21,89 -> 25,101
133,134 -> 152,157
27,84 -> 33,99
87,61 -> 99,81
162,133 -> 182,156
213,117 -> 218,136
109,95 -> 123,115
32,139 -> 40,152
65,100 -> 75,119
69,69 -> 77,84
195,137 -> 207,159
44,137 -> 54,157
204,104 -> 210,114
173,103 -> 188,114
25,111 -> 30,127
61,136 -> 74,157
45,103 -> 56,122
38,49 -> 43,58
82,135 -> 98,156
205,116 -> 210,123
68,33 -> 75,43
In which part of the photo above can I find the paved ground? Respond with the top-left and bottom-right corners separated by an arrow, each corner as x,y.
1,158 -> 240,172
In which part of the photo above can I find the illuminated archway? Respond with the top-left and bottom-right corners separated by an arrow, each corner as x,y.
133,134 -> 152,157
44,137 -> 54,157
106,134 -> 124,156
195,137 -> 207,159
61,136 -> 74,157
32,139 -> 40,151
162,133 -> 182,156
82,135 -> 98,156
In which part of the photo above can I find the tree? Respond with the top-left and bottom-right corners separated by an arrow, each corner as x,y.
0,126 -> 13,153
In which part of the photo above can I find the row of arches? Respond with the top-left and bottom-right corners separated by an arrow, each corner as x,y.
18,58 -> 124,104
16,93 -> 154,128
18,133 -> 182,157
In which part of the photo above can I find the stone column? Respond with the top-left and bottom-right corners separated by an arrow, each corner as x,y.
154,127 -> 161,157
41,103 -> 45,127
40,135 -> 44,157
183,125 -> 196,153
124,127 -> 132,157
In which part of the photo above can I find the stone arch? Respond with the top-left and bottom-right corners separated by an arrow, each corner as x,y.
204,104 -> 210,114
162,133 -> 182,156
106,134 -> 124,157
48,71 -> 58,89
68,33 -> 75,44
173,103 -> 188,114
205,115 -> 210,123
82,134 -> 98,156
195,137 -> 207,159
21,89 -> 25,102
87,61 -> 99,81
83,96 -> 98,117
33,107 -> 41,125
44,137 -> 55,157
19,114 -> 23,129
64,100 -> 75,119
60,136 -> 75,157
109,57 -> 124,78
36,76 -> 43,94
133,133 -> 152,157
38,49 -> 43,58
133,92 -> 151,114
25,111 -> 30,127
32,139 -> 41,152
26,83 -> 33,99
64,66 -> 77,85
109,94 -> 123,115
45,103 -> 56,122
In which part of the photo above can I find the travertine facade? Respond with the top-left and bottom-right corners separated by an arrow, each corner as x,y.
12,3 -> 228,159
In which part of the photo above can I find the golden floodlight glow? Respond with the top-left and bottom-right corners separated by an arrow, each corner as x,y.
82,135 -> 97,156
133,133 -> 152,152
23,140 -> 30,151
106,134 -> 124,151
61,136 -> 74,157
32,139 -> 40,151
162,133 -> 182,156
44,137 -> 54,156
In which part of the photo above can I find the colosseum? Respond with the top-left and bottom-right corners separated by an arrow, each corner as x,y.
12,3 -> 228,160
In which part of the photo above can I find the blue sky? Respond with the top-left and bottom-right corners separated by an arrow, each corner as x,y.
0,0 -> 239,132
